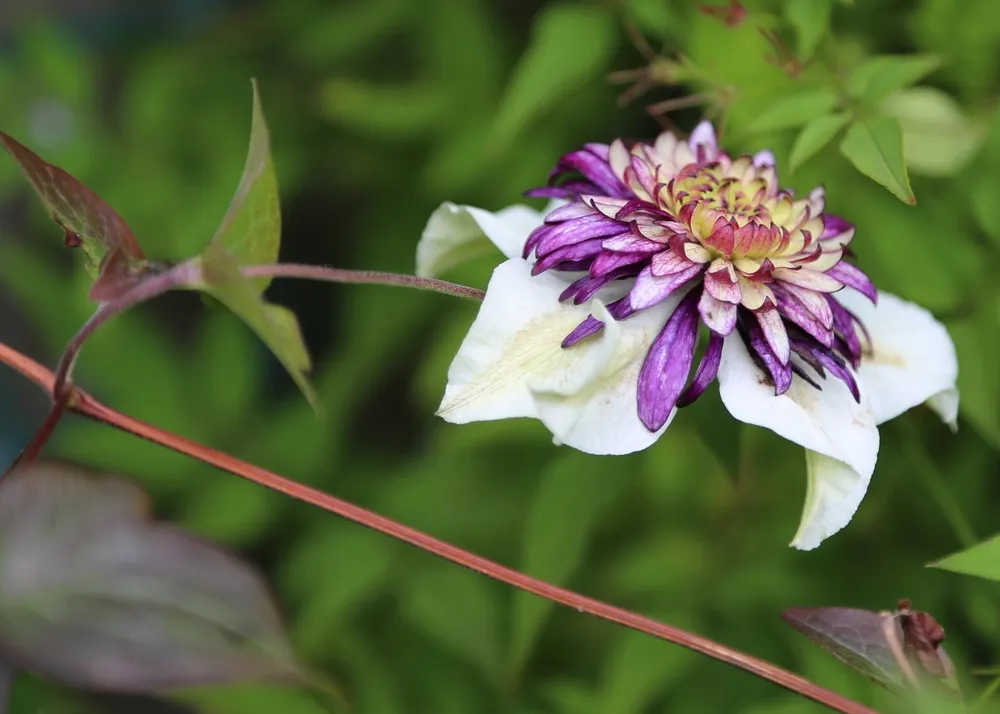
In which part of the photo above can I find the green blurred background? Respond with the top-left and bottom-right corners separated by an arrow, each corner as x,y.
1,0 -> 999,712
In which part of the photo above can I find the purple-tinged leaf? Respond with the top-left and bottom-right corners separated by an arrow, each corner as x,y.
783,602 -> 961,698
0,132 -> 145,277
783,606 -> 908,691
0,461 -> 304,693
88,249 -> 177,303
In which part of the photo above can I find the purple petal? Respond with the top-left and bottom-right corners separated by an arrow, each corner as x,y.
652,249 -> 697,276
544,201 -> 598,223
589,250 -> 650,277
534,215 -> 630,257
555,147 -> 629,196
755,302 -> 790,365
627,154 -> 657,197
790,361 -> 822,390
615,199 -> 656,221
561,297 -> 634,347
745,318 -> 793,395
677,330 -> 724,407
826,295 -> 865,366
792,338 -> 861,402
525,183 -> 592,199
822,214 -> 853,240
704,264 -> 741,303
825,261 -> 878,304
752,149 -> 776,168
531,238 -> 604,275
698,290 -> 738,335
637,290 -> 701,431
688,121 -> 718,162
601,233 -> 666,254
559,265 -> 639,304
773,285 -> 834,348
523,223 -> 555,258
629,264 -> 701,310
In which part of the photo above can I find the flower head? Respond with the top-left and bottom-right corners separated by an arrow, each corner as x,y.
416,121 -> 958,550
523,122 -> 874,432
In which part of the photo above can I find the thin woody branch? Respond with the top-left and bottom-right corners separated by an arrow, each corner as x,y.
0,337 -> 876,714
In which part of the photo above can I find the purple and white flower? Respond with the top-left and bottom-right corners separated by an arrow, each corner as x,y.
416,121 -> 958,549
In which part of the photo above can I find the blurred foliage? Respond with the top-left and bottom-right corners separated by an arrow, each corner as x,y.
1,0 -> 1000,712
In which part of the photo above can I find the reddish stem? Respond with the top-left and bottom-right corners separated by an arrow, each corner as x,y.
5,387 -> 73,472
0,338 -> 877,714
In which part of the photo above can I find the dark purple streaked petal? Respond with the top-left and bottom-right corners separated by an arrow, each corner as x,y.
755,301 -> 791,365
744,318 -> 793,395
534,215 -> 630,257
677,330 -> 724,407
558,265 -> 639,304
615,199 -> 656,221
561,297 -> 635,347
826,294 -> 865,365
545,259 -> 593,273
629,264 -> 701,310
531,238 -> 605,275
792,338 -> 861,401
790,360 -> 822,390
826,261 -> 878,304
626,154 -> 657,197
544,201 -> 598,223
556,147 -> 630,196
773,285 -> 834,347
525,182 -> 593,199
523,223 -> 556,258
589,250 -> 650,277
601,232 -> 665,254
636,289 -> 701,431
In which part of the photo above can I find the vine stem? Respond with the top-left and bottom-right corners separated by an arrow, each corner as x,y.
0,338 -> 877,714
12,263 -> 480,468
240,263 -> 486,301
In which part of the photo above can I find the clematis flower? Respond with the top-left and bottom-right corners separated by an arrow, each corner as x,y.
416,121 -> 958,549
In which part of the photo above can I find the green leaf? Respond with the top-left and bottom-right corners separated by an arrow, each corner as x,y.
931,534 -> 1000,581
175,683 -> 331,714
489,4 -> 616,149
790,112 -> 851,171
401,565 -> 502,681
744,87 -> 839,134
881,87 -> 983,177
847,54 -> 942,104
786,0 -> 833,61
597,625 -> 696,713
509,452 -> 631,677
0,462 -> 303,692
0,130 -> 145,277
211,78 -> 281,292
839,118 -> 916,204
197,241 -> 317,409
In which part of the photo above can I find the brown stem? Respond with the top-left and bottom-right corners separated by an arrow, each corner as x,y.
0,338 -> 877,714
